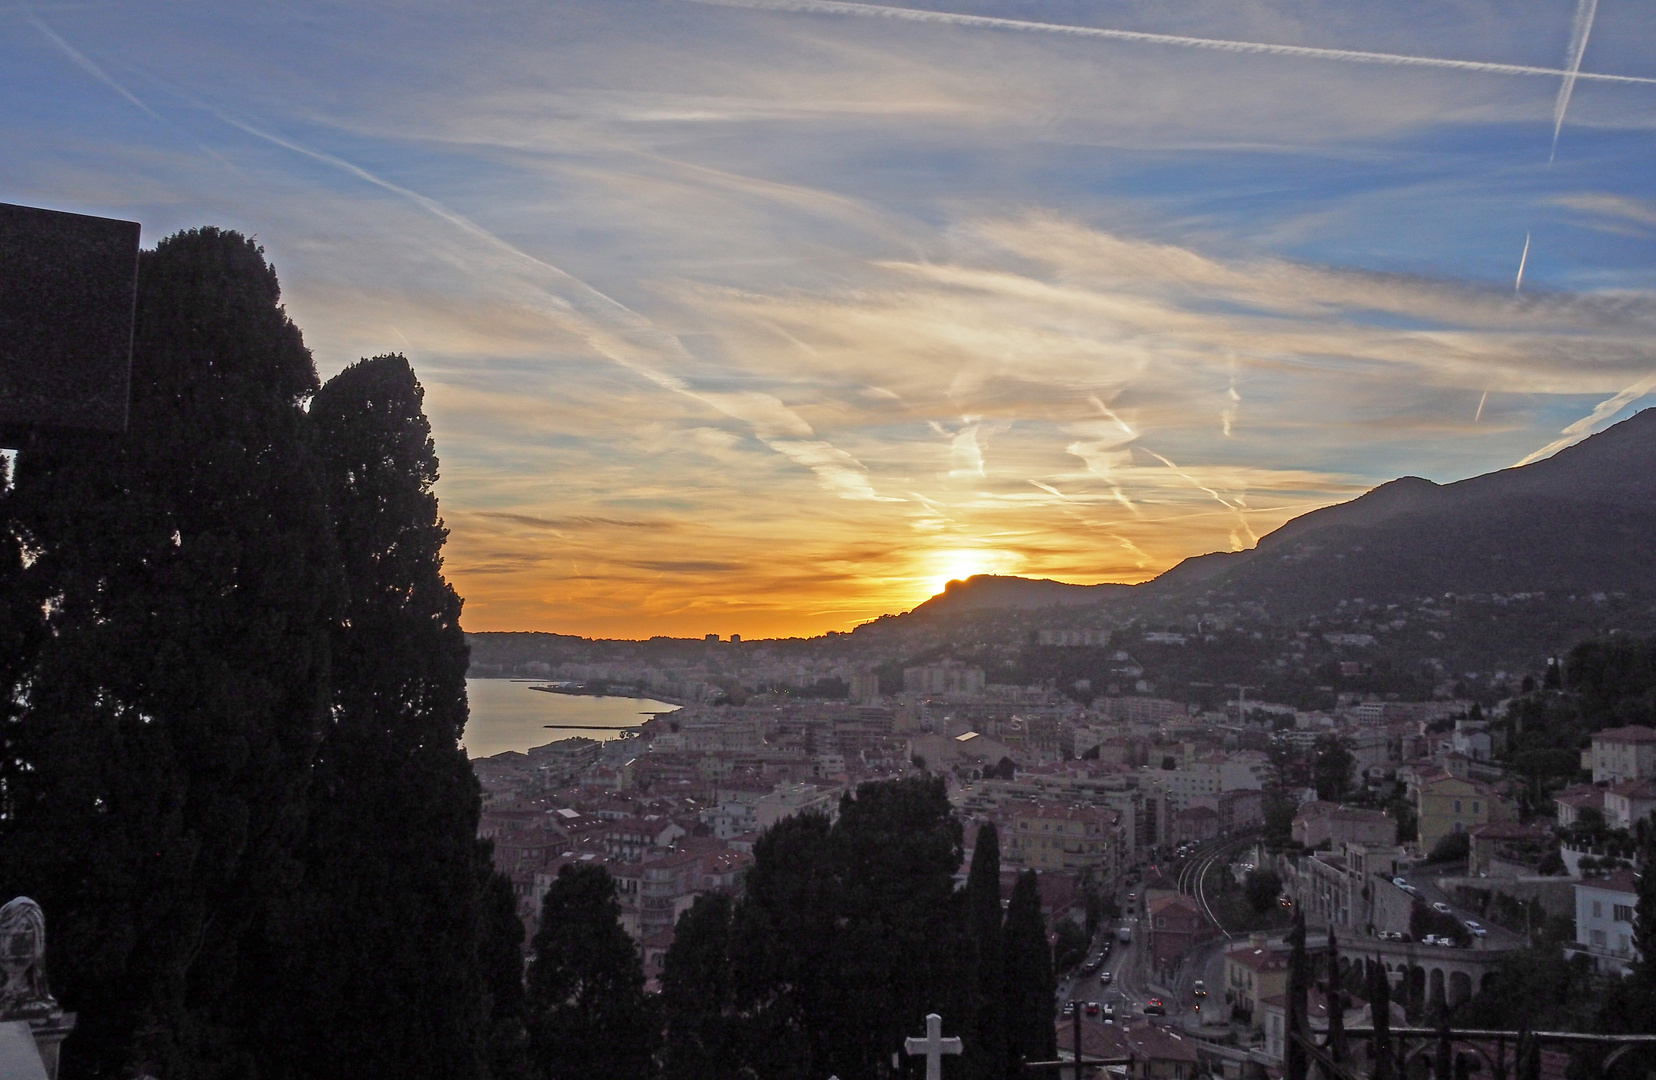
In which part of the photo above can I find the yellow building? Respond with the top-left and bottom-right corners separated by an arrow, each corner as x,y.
1413,772 -> 1513,853
1005,803 -> 1119,879
1224,938 -> 1292,1027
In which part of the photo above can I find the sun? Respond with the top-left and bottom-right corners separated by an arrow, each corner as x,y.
926,548 -> 1021,597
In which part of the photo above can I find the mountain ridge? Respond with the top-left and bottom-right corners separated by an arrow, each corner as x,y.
905,408 -> 1656,619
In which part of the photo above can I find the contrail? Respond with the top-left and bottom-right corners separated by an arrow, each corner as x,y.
1515,369 -> 1656,466
22,6 -> 164,123
1474,390 -> 1489,423
1550,0 -> 1599,162
173,97 -> 895,500
1514,232 -> 1531,295
682,0 -> 1656,86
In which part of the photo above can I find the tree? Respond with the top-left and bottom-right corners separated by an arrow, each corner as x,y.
1313,736 -> 1355,802
0,228 -> 343,1077
964,823 -> 1005,1080
1244,868 -> 1284,914
526,864 -> 657,1080
1003,870 -> 1056,1076
272,352 -> 492,1079
476,851 -> 529,1080
1428,831 -> 1470,864
661,892 -> 738,1080
1052,919 -> 1089,974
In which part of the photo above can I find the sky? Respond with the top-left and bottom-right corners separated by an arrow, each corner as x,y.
4,0 -> 1655,639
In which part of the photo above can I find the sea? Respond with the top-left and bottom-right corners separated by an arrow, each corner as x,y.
461,678 -> 680,759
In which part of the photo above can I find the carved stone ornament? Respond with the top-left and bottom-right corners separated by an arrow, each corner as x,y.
0,897 -> 56,1017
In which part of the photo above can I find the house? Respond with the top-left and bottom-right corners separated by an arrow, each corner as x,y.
1262,989 -> 1370,1064
1172,805 -> 1219,845
1053,1018 -> 1200,1080
1413,772 -> 1513,853
1146,894 -> 1213,978
1604,779 -> 1656,831
1553,784 -> 1606,828
1224,937 -> 1293,1026
1293,803 -> 1393,849
1590,726 -> 1656,785
1566,869 -> 1641,976
1468,821 -> 1550,878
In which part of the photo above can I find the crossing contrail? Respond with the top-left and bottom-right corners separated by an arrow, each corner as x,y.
682,0 -> 1656,86
1551,0 -> 1600,162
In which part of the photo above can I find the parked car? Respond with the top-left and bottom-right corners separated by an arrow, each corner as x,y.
1101,1003 -> 1115,1019
1392,876 -> 1410,889
1464,920 -> 1488,937
1432,902 -> 1453,915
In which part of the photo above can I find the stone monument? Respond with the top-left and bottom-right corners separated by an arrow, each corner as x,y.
0,898 -> 75,1080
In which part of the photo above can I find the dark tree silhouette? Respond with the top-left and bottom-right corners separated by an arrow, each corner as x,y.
661,892 -> 738,1080
1003,870 -> 1056,1075
270,353 -> 496,1080
964,822 -> 1005,1080
0,228 -> 342,1077
526,864 -> 657,1080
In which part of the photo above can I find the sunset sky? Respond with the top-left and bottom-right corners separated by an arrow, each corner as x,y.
6,0 -> 1656,639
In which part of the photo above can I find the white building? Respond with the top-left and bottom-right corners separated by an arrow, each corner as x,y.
1591,726 -> 1656,785
754,782 -> 841,831
1568,870 -> 1640,975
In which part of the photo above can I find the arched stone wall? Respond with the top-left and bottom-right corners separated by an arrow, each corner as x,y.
1449,970 -> 1472,1006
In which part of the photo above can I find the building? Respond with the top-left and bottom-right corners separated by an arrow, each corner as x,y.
1553,784 -> 1606,828
903,663 -> 985,697
1590,726 -> 1656,785
1146,893 -> 1213,977
1262,989 -> 1369,1064
1004,803 -> 1120,879
1292,803 -> 1394,849
1413,773 -> 1514,853
754,782 -> 840,832
1224,938 -> 1293,1026
1604,779 -> 1656,831
1172,805 -> 1220,845
1467,821 -> 1550,878
1567,870 -> 1641,976
1053,1019 -> 1200,1080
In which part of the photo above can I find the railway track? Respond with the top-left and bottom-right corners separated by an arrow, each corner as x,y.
1178,832 -> 1259,939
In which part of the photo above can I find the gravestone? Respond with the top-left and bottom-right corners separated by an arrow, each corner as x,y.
0,202 -> 140,443
903,1012 -> 962,1080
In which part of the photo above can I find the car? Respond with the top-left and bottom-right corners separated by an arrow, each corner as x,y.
1144,998 -> 1166,1016
1432,902 -> 1453,915
1101,1003 -> 1115,1019
1193,980 -> 1207,998
1400,883 -> 1419,895
1099,971 -> 1113,985
1085,1002 -> 1101,1016
1127,892 -> 1137,902
1464,920 -> 1488,937
1062,1001 -> 1076,1017
1421,934 -> 1442,946
1392,876 -> 1410,889
1377,930 -> 1404,941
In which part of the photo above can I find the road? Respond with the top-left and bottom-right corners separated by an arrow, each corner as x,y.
1395,861 -> 1529,951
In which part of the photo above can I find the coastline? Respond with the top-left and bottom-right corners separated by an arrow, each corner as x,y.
528,682 -> 685,707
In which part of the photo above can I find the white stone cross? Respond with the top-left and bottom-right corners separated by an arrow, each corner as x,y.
904,1012 -> 963,1080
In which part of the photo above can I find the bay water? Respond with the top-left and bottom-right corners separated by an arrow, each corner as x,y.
462,678 -> 679,759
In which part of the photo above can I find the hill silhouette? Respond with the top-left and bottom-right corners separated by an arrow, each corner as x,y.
909,408 -> 1656,619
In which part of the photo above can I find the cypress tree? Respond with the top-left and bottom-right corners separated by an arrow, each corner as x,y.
729,811 -> 838,1080
526,864 -> 658,1080
477,844 -> 530,1080
0,228 -> 341,1076
661,891 -> 737,1080
821,776 -> 969,1080
965,822 -> 1005,1080
1003,870 -> 1056,1076
270,353 -> 490,1079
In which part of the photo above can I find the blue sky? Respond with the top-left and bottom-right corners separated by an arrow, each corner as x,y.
5,0 -> 1654,637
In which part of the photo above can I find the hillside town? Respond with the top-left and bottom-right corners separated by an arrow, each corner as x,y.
472,653 -> 1656,1075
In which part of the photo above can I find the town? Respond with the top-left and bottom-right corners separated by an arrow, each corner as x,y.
471,637 -> 1654,1076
